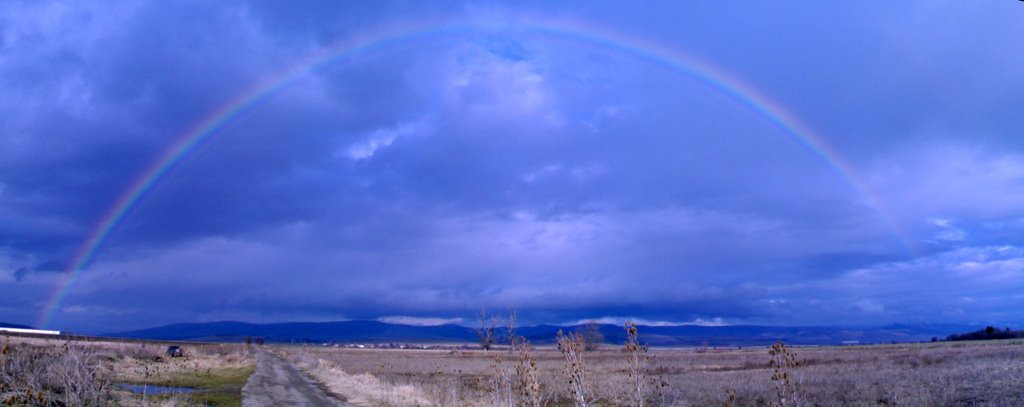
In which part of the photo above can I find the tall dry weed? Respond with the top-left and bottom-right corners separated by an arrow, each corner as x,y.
489,355 -> 513,407
514,341 -> 542,407
768,340 -> 803,407
557,330 -> 592,407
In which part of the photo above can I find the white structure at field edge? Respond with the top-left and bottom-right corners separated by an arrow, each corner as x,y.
0,327 -> 61,335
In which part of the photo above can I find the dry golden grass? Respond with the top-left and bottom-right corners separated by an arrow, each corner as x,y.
282,339 -> 1024,406
288,349 -> 434,406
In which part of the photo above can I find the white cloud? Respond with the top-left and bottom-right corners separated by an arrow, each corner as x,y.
343,120 -> 431,160
345,131 -> 396,160
927,218 -> 966,242
569,316 -> 728,327
682,317 -> 729,327
377,316 -> 463,326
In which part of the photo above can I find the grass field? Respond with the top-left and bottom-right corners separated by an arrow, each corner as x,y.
3,332 -> 1023,406
283,339 -> 1024,406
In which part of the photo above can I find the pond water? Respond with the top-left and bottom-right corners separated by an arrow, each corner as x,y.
118,383 -> 194,395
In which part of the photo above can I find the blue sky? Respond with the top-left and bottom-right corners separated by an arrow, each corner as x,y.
2,1 -> 1023,332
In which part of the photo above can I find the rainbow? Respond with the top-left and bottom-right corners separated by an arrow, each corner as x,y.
37,17 -> 914,329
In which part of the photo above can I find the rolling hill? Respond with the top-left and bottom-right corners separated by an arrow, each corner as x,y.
0,321 -> 33,330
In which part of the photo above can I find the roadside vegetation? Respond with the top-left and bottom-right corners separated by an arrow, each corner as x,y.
0,338 -> 109,405
0,334 -> 254,406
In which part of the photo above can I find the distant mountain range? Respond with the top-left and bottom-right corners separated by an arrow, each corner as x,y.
105,320 -> 981,346
0,321 -> 33,329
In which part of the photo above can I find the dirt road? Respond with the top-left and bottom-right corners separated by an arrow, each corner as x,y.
242,351 -> 350,407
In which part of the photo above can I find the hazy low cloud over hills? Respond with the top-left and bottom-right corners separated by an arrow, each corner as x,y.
108,320 -> 476,343
106,320 -> 979,346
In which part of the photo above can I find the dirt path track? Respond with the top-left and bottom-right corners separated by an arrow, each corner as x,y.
242,351 -> 350,406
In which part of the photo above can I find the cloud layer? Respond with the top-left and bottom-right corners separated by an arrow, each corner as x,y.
2,1 -> 1023,332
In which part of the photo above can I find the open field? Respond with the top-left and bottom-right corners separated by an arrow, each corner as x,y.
3,331 -> 1024,406
0,334 -> 254,406
282,339 -> 1024,407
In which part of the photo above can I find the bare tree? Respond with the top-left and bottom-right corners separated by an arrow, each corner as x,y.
506,308 -> 519,351
475,309 -> 497,351
579,323 -> 604,351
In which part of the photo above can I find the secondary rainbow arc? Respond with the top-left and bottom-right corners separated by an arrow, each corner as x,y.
37,18 -> 914,329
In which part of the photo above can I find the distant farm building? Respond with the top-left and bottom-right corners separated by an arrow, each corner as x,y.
0,327 -> 61,336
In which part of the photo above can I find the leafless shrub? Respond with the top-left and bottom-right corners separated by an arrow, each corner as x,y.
51,342 -> 111,406
0,339 -> 110,406
558,330 -> 592,407
514,341 -> 541,407
0,340 -> 50,405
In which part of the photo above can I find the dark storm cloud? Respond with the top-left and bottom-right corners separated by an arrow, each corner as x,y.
2,1 -> 1023,331
0,2 -> 281,248
12,260 -> 60,282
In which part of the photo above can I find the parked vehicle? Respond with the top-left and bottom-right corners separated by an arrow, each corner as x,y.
165,345 -> 183,357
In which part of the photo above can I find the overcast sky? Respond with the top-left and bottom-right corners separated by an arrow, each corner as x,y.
2,1 -> 1023,332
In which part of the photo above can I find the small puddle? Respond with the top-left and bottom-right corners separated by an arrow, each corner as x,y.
118,383 -> 194,395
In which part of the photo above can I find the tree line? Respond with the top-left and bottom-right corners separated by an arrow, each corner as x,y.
946,326 -> 1024,341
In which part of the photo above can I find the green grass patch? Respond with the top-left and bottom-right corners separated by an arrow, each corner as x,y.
149,365 -> 255,407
